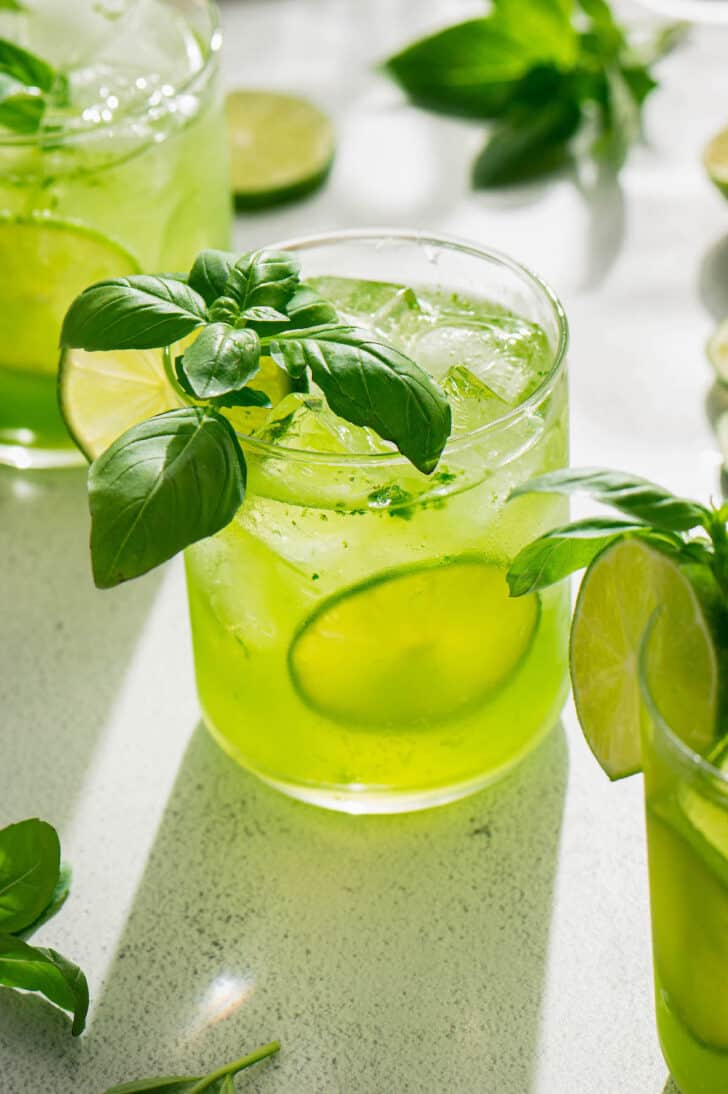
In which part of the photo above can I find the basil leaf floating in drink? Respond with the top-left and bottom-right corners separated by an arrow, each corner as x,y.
60,246 -> 453,587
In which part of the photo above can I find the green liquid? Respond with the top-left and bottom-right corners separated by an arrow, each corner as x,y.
0,0 -> 231,465
185,277 -> 570,812
645,789 -> 728,1092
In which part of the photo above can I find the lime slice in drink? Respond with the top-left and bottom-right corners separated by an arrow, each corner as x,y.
704,125 -> 728,199
289,557 -> 539,727
570,538 -> 718,779
226,90 -> 335,210
0,215 -> 138,376
707,318 -> 728,384
59,343 -> 294,461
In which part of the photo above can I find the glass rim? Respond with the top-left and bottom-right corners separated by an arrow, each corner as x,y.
238,228 -> 569,469
0,0 -> 222,149
639,612 -> 728,787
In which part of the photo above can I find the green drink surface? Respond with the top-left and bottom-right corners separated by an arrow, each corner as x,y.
644,742 -> 728,1093
186,275 -> 569,811
0,0 -> 231,464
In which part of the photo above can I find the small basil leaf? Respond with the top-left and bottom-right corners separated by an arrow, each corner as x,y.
104,1077 -> 201,1094
211,387 -> 272,410
188,250 -> 239,307
493,0 -> 577,66
286,284 -> 338,330
0,819 -> 60,935
16,864 -> 71,941
241,306 -> 289,325
0,38 -> 55,91
89,407 -> 247,588
0,73 -> 44,133
61,276 -> 207,351
511,468 -> 711,533
473,95 -> 581,187
225,250 -> 300,312
178,323 -> 260,400
507,518 -> 651,596
208,296 -> 240,325
266,325 -> 452,474
0,936 -> 88,1035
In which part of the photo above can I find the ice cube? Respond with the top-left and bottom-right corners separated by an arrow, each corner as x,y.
252,393 -> 392,456
442,366 -> 510,434
371,286 -> 435,351
413,317 -> 550,403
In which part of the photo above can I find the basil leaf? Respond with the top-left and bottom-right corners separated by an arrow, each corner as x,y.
0,819 -> 60,935
188,250 -> 239,307
507,517 -> 652,595
211,387 -> 272,410
89,407 -> 247,588
0,936 -> 88,1035
178,323 -> 260,400
0,74 -> 44,133
241,306 -> 289,325
493,0 -> 578,66
473,95 -> 581,187
384,20 -> 529,118
225,250 -> 300,313
61,276 -> 208,351
286,284 -> 338,329
16,864 -> 71,941
511,468 -> 711,532
0,38 -> 55,91
266,326 -> 451,474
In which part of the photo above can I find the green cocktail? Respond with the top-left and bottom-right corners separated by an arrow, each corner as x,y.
0,0 -> 230,468
183,233 -> 570,812
642,637 -> 728,1094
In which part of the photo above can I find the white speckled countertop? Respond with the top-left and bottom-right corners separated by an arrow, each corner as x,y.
2,1 -> 727,1090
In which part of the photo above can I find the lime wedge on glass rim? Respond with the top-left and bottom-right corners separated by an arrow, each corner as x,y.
0,214 -> 139,378
226,89 -> 335,210
59,341 -> 295,461
570,538 -> 719,779
289,557 -> 540,728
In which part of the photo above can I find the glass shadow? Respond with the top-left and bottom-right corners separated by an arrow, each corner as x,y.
70,721 -> 567,1092
0,467 -> 162,826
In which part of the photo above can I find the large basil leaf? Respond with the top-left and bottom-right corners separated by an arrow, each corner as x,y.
61,276 -> 208,351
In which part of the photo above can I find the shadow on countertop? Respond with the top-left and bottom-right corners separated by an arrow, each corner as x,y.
0,467 -> 162,828
73,721 -> 569,1094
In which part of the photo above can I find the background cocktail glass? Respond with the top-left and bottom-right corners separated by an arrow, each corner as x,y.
0,0 -> 231,469
184,230 -> 570,814
641,619 -> 728,1094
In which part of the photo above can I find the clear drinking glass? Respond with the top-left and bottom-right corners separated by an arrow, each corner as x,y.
641,624 -> 728,1094
184,230 -> 571,814
0,0 -> 231,469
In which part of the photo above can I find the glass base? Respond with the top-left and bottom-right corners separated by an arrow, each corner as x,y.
202,714 -> 555,815
656,977 -> 728,1094
0,436 -> 85,470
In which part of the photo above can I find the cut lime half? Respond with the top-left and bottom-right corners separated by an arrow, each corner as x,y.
59,343 -> 294,461
289,557 -> 539,728
570,538 -> 718,779
226,90 -> 335,210
0,215 -> 139,376
704,125 -> 728,200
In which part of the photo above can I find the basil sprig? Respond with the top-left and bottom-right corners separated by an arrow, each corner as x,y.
507,468 -> 720,597
61,248 -> 452,588
384,0 -> 685,187
0,818 -> 88,1036
104,1041 -> 281,1093
0,37 -> 62,134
